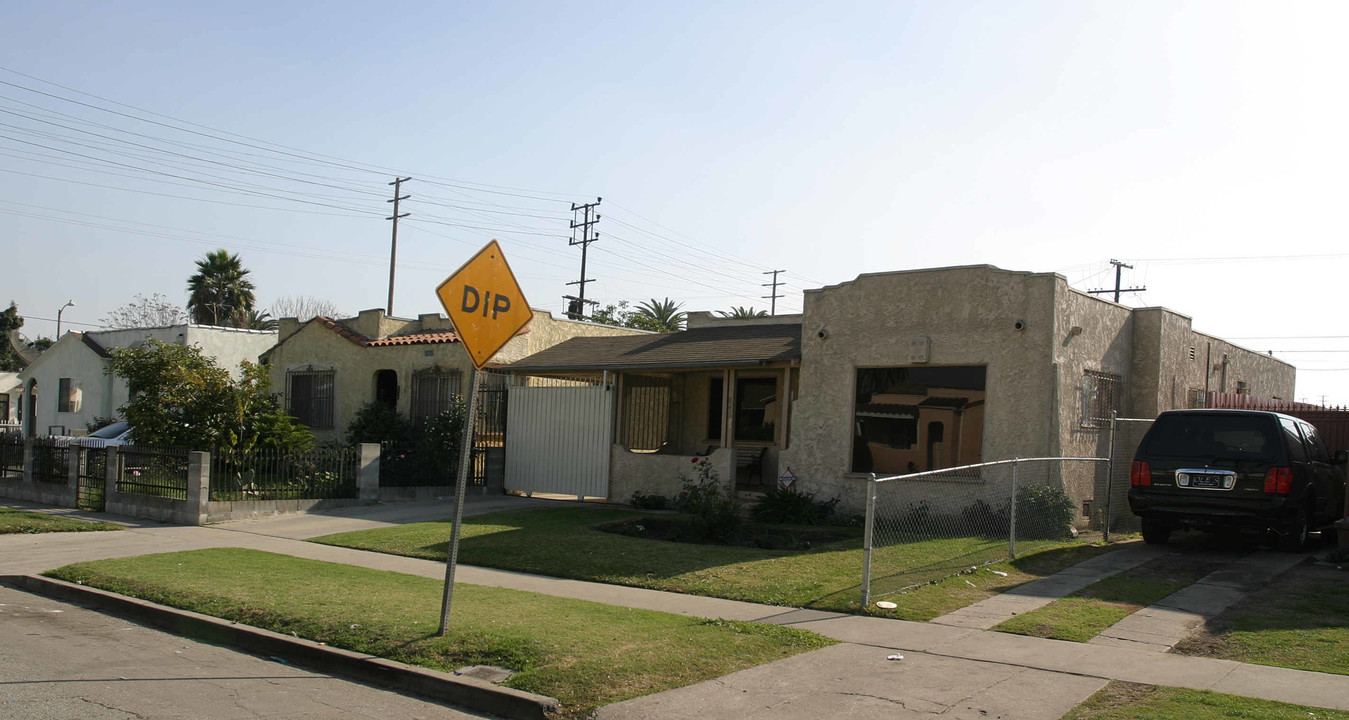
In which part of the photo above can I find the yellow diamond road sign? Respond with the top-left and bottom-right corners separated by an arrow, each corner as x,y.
436,240 -> 533,369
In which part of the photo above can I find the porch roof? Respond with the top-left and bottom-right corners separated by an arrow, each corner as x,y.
505,322 -> 802,372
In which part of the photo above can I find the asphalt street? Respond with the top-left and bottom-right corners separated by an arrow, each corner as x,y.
0,585 -> 489,720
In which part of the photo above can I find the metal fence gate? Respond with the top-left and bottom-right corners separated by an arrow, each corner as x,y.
505,380 -> 613,500
77,447 -> 107,511
471,372 -> 509,489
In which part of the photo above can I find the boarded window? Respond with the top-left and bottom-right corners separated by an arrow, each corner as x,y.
287,369 -> 335,429
58,378 -> 81,413
621,374 -> 672,451
410,367 -> 462,428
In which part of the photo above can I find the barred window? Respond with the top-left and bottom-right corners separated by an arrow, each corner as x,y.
287,369 -> 335,429
1081,370 -> 1121,428
411,367 -> 462,427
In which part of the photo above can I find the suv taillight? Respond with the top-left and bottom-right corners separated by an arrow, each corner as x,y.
1263,467 -> 1293,494
1131,461 -> 1151,487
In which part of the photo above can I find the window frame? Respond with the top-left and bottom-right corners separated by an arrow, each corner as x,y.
286,368 -> 335,430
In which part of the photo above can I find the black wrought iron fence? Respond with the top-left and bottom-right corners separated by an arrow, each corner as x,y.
78,447 -> 108,511
31,438 -> 69,484
117,446 -> 189,499
209,446 -> 358,501
0,433 -> 23,478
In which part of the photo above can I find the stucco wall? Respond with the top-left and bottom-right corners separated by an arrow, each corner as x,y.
778,266 -> 1061,515
183,326 -> 278,378
608,445 -> 735,504
496,310 -> 649,363
16,335 -> 118,435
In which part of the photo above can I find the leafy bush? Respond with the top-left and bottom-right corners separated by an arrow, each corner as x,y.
1015,483 -> 1076,539
629,491 -> 668,510
345,402 -> 412,445
750,485 -> 840,525
674,457 -> 742,542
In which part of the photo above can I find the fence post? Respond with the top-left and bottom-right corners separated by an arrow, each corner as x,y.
1009,458 -> 1020,560
22,438 -> 33,484
1104,411 -> 1117,543
860,472 -> 877,610
67,446 -> 82,508
185,451 -> 210,525
358,443 -> 380,501
104,447 -> 118,503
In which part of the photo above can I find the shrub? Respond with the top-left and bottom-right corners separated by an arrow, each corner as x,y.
750,485 -> 840,525
629,491 -> 668,510
1015,483 -> 1076,539
674,457 -> 742,542
345,402 -> 411,445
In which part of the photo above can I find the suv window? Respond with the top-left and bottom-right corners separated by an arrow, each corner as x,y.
1144,414 -> 1279,460
1279,418 -> 1308,463
1300,422 -> 1330,463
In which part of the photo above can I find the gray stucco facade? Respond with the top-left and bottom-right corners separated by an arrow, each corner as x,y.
777,265 -> 1294,521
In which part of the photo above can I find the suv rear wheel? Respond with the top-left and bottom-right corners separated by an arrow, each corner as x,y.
1276,502 -> 1313,553
1142,519 -> 1172,545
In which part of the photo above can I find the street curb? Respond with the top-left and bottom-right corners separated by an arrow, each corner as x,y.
1,574 -> 560,720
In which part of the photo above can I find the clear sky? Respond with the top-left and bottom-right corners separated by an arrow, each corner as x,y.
3,1 -> 1347,403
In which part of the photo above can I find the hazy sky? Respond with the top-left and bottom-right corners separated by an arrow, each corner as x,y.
3,1 -> 1348,403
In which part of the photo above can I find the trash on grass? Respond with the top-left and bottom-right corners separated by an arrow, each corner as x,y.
991,570 -> 1008,577
887,654 -> 904,661
875,601 -> 898,609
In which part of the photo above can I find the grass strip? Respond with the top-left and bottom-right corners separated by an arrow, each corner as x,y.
0,507 -> 122,534
312,506 -> 1116,618
1063,680 -> 1349,720
994,554 -> 1216,642
45,548 -> 832,719
1174,562 -> 1349,675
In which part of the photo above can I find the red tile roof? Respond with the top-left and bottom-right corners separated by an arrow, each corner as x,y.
310,317 -> 461,347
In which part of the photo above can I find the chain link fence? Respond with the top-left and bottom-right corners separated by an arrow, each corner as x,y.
860,456 -> 1108,606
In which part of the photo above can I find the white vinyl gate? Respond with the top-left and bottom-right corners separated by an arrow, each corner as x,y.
505,385 -> 614,499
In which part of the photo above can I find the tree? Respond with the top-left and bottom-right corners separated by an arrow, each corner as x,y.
271,296 -> 344,321
32,337 -> 54,352
635,297 -> 686,333
718,306 -> 769,319
186,250 -> 256,327
244,308 -> 277,331
101,293 -> 191,329
107,339 -> 312,451
587,301 -> 667,332
0,302 -> 25,371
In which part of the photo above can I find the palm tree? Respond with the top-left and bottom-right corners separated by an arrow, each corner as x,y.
186,250 -> 256,327
635,297 -> 686,333
244,308 -> 277,331
718,306 -> 768,319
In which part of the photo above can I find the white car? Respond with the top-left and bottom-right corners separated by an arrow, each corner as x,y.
69,421 -> 134,448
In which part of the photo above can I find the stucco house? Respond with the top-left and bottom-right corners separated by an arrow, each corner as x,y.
503,265 -> 1294,522
1,372 -> 19,430
259,308 -> 646,443
15,325 -> 278,438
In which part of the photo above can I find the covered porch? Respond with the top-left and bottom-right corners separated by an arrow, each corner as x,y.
503,319 -> 802,503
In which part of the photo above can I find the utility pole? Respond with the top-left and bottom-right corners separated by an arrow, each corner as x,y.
762,270 -> 784,316
1088,259 -> 1145,303
386,177 -> 412,316
565,197 -> 601,319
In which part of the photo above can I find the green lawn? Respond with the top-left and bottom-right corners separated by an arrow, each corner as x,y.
1173,561 -> 1349,675
46,548 -> 832,720
312,506 -> 1118,618
1063,681 -> 1349,720
994,554 -> 1218,642
0,507 -> 122,534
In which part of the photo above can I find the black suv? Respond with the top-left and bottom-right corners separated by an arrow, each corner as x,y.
1129,409 -> 1348,551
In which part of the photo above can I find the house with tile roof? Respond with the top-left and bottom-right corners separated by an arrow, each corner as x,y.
260,307 -> 645,442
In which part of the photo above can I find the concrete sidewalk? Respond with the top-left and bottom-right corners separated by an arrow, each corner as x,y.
4,498 -> 1347,718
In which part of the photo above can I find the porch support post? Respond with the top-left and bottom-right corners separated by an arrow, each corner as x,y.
722,368 -> 734,448
613,371 -> 625,448
779,366 -> 792,448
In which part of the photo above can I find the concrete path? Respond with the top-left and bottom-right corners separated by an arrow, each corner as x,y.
4,498 -> 1348,719
930,545 -> 1167,629
1091,550 -> 1307,652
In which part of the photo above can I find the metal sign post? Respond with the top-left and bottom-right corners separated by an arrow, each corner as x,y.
432,239 -> 532,636
437,365 -> 482,636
